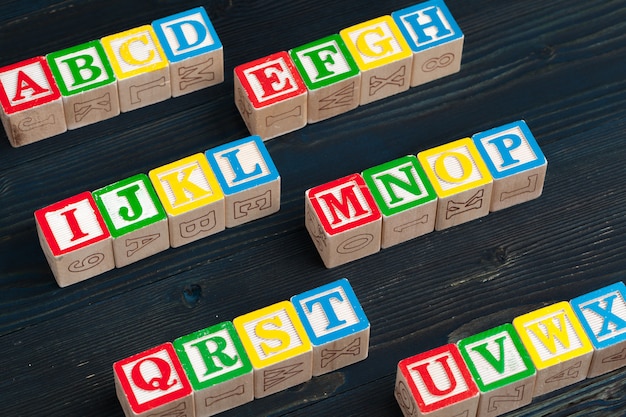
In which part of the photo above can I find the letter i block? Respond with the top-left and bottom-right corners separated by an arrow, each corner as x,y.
395,344 -> 479,417
0,57 -> 67,147
233,301 -> 313,398
392,0 -> 464,87
234,51 -> 308,140
305,174 -> 382,268
362,155 -> 437,249
114,343 -> 193,417
46,40 -> 120,130
152,7 -> 224,97
149,154 -> 225,248
418,138 -> 493,231
289,34 -> 361,123
205,135 -> 280,227
102,25 -> 170,112
92,174 -> 169,268
34,192 -> 114,287
173,322 -> 254,417
571,282 -> 626,378
512,301 -> 594,396
457,324 -> 536,417
472,120 -> 548,211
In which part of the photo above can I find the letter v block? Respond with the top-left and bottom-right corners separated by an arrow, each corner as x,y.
34,192 -> 114,287
571,282 -> 626,378
291,278 -> 370,376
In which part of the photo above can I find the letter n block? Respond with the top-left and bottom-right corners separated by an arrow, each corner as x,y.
571,282 -> 626,378
395,344 -> 479,417
233,301 -> 312,398
0,56 -> 67,147
34,192 -> 114,287
291,278 -> 370,376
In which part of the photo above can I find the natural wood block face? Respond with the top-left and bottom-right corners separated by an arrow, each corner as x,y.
513,301 -> 594,396
473,120 -> 547,211
233,301 -> 313,398
362,155 -> 437,249
392,0 -> 464,88
152,7 -> 224,98
571,282 -> 626,378
418,138 -> 493,231
34,192 -> 114,287
0,56 -> 67,147
291,278 -> 370,376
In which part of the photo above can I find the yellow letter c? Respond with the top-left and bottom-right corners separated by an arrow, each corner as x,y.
119,34 -> 154,66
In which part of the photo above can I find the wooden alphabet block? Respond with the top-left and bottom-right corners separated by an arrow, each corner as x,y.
472,120 -> 547,211
289,34 -> 361,123
93,174 -> 169,268
46,40 -> 120,130
362,155 -> 437,249
205,135 -> 280,227
173,322 -> 254,417
0,56 -> 67,147
234,51 -> 307,140
570,282 -> 626,378
101,25 -> 171,112
457,324 -> 536,417
392,0 -> 464,87
305,173 -> 382,268
149,153 -> 225,248
152,7 -> 223,97
417,138 -> 493,230
395,344 -> 479,417
512,301 -> 593,396
291,278 -> 370,376
233,301 -> 313,398
34,192 -> 114,287
340,16 -> 412,105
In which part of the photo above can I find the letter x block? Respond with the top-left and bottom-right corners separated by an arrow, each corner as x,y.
571,282 -> 626,378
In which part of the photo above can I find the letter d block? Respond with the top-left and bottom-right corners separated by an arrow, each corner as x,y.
34,192 -> 114,287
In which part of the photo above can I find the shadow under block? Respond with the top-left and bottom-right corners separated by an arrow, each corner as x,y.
0,56 -> 67,147
149,153 -> 225,248
291,278 -> 370,376
392,0 -> 464,87
152,7 -> 224,98
362,155 -> 437,249
571,282 -> 626,378
473,120 -> 547,212
234,51 -> 307,140
233,301 -> 313,398
305,173 -> 382,268
173,322 -> 254,417
418,138 -> 493,231
34,192 -> 115,287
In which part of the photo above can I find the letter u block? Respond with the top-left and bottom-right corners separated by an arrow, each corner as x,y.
34,192 -> 115,287
395,344 -> 479,417
233,301 -> 313,398
305,173 -> 382,268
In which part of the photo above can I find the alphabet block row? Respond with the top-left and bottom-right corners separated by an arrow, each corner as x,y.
234,0 -> 464,140
113,278 -> 370,417
305,120 -> 548,268
34,135 -> 279,287
395,281 -> 626,417
0,7 -> 222,147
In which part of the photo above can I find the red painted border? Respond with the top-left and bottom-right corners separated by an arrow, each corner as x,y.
0,56 -> 61,114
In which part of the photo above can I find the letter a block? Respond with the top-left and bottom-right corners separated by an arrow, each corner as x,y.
291,278 -> 370,376
233,301 -> 312,398
153,7 -> 223,97
173,322 -> 254,417
305,173 -> 382,268
34,192 -> 114,287
513,302 -> 593,396
571,282 -> 626,378
395,344 -> 479,417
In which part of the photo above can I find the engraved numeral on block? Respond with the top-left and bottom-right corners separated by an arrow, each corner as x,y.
422,53 -> 455,72
67,253 -> 105,272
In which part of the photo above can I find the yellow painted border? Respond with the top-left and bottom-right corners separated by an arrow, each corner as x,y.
101,25 -> 167,79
